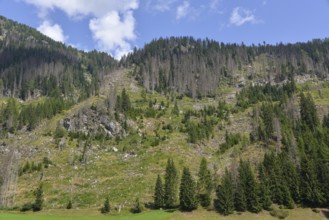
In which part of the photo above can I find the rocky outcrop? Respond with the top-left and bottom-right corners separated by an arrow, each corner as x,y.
61,106 -> 126,137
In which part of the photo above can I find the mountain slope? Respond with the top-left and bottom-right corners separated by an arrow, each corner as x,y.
0,16 -> 117,100
0,17 -> 328,217
123,37 -> 329,97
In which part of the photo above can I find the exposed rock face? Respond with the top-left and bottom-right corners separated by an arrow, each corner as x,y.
61,106 -> 126,137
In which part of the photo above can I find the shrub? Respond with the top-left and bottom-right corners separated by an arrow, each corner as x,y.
270,209 -> 289,219
20,203 -> 33,212
66,200 -> 72,209
131,198 -> 142,213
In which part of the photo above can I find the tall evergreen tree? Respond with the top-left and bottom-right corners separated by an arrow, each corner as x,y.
164,158 -> 179,208
33,183 -> 44,211
216,169 -> 234,215
2,98 -> 19,132
179,167 -> 198,211
300,93 -> 319,131
280,152 -> 300,204
234,178 -> 247,212
258,164 -> 272,210
263,153 -> 284,204
300,155 -> 324,206
282,185 -> 295,209
154,174 -> 164,208
197,157 -> 213,207
239,160 -> 261,213
317,143 -> 329,206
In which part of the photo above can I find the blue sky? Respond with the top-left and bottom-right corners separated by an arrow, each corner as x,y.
1,0 -> 329,59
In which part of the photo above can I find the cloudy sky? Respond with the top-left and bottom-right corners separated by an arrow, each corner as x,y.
1,0 -> 329,59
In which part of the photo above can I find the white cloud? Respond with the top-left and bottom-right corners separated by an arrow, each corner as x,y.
89,11 -> 136,60
176,1 -> 190,20
146,0 -> 177,12
209,0 -> 222,10
37,20 -> 66,42
22,0 -> 139,59
229,7 -> 258,26
22,0 -> 138,18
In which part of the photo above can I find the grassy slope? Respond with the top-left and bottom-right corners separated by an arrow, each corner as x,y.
0,208 -> 325,220
2,69 -> 329,216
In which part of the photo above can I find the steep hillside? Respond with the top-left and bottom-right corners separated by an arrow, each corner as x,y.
0,17 -> 328,219
0,16 -> 117,100
123,37 -> 329,97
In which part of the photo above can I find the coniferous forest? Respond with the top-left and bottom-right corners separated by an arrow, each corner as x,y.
153,87 -> 329,215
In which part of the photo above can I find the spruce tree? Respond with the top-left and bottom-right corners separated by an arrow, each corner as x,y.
263,153 -> 284,204
33,184 -> 44,211
164,158 -> 179,208
282,185 -> 295,209
239,160 -> 261,213
317,148 -> 329,206
280,152 -> 300,204
101,197 -> 110,214
258,164 -> 272,210
216,169 -> 234,215
154,174 -> 164,208
300,155 -> 324,206
234,179 -> 247,212
197,157 -> 213,207
179,167 -> 198,211
300,93 -> 319,131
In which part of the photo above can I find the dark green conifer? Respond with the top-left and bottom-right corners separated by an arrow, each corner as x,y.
239,160 -> 261,213
154,174 -> 164,208
66,200 -> 72,209
300,155 -> 324,206
234,179 -> 247,212
197,157 -> 213,207
179,167 -> 198,211
258,164 -> 272,210
300,93 -> 319,131
164,158 -> 179,208
216,169 -> 234,215
33,184 -> 44,211
101,197 -> 110,214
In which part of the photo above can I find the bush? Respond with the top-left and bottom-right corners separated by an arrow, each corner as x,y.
66,200 -> 72,209
20,203 -> 33,212
312,208 -> 320,213
100,197 -> 110,214
131,198 -> 142,213
270,209 -> 289,219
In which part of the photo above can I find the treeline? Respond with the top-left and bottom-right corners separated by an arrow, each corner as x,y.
123,36 -> 329,97
0,16 -> 117,100
154,151 -> 328,216
236,80 -> 296,109
153,158 -> 213,211
0,97 -> 71,133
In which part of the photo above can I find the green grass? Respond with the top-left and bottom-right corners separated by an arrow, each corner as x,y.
0,210 -> 173,220
0,208 -> 324,220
